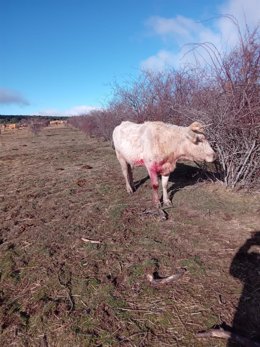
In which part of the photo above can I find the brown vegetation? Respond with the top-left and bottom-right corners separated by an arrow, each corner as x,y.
18,118 -> 50,135
69,23 -> 259,190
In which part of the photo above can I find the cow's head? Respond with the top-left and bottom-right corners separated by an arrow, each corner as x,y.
185,122 -> 216,162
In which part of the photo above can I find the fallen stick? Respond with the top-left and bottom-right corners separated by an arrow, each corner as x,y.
81,237 -> 101,244
197,328 -> 260,347
147,268 -> 186,286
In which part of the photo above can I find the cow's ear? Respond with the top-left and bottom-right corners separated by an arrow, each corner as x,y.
187,130 -> 198,144
187,131 -> 204,144
189,121 -> 204,133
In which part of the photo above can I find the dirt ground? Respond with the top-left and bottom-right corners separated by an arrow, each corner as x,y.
0,125 -> 259,347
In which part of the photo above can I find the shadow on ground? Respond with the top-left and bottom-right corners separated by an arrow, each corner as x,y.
227,231 -> 260,346
168,162 -> 215,201
133,162 -> 218,203
134,175 -> 150,191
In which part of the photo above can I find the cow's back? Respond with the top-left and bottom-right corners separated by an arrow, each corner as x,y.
141,121 -> 184,162
113,121 -> 179,164
112,121 -> 146,162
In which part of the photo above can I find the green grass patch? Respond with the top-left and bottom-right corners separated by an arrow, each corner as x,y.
181,255 -> 206,277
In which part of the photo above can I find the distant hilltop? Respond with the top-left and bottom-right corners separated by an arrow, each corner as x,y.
0,115 -> 68,124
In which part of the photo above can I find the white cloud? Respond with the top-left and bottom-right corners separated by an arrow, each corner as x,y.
142,0 -> 260,71
39,105 -> 99,117
219,0 -> 260,28
146,15 -> 202,42
65,105 -> 99,116
143,16 -> 218,70
0,88 -> 29,106
39,108 -> 60,116
141,50 -> 178,71
217,0 -> 260,46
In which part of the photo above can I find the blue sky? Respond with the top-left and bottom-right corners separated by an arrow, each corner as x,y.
0,0 -> 259,116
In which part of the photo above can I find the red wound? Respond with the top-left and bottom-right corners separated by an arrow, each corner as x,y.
133,159 -> 144,166
151,162 -> 163,174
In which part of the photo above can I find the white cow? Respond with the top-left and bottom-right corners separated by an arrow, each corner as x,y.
112,120 -> 216,207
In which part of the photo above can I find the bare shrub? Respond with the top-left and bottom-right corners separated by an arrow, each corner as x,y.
20,117 -> 50,135
68,20 -> 259,189
109,22 -> 260,189
184,22 -> 260,189
110,71 -> 178,122
68,110 -> 122,141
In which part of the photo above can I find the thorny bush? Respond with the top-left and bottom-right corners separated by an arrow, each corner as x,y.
68,22 -> 259,190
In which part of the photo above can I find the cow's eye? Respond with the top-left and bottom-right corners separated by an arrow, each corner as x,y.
195,137 -> 200,144
196,135 -> 204,144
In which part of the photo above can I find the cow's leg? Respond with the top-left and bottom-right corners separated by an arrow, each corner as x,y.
127,164 -> 134,191
161,175 -> 171,206
147,168 -> 160,207
116,151 -> 134,194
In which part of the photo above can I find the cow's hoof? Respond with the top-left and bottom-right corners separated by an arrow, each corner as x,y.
163,199 -> 172,207
127,187 -> 134,194
154,201 -> 162,209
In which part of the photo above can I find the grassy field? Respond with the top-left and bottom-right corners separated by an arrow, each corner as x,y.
0,125 -> 259,347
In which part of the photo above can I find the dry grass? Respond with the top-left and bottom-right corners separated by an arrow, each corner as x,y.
0,126 -> 259,346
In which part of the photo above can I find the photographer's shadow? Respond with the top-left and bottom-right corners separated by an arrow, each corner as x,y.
228,231 -> 260,346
